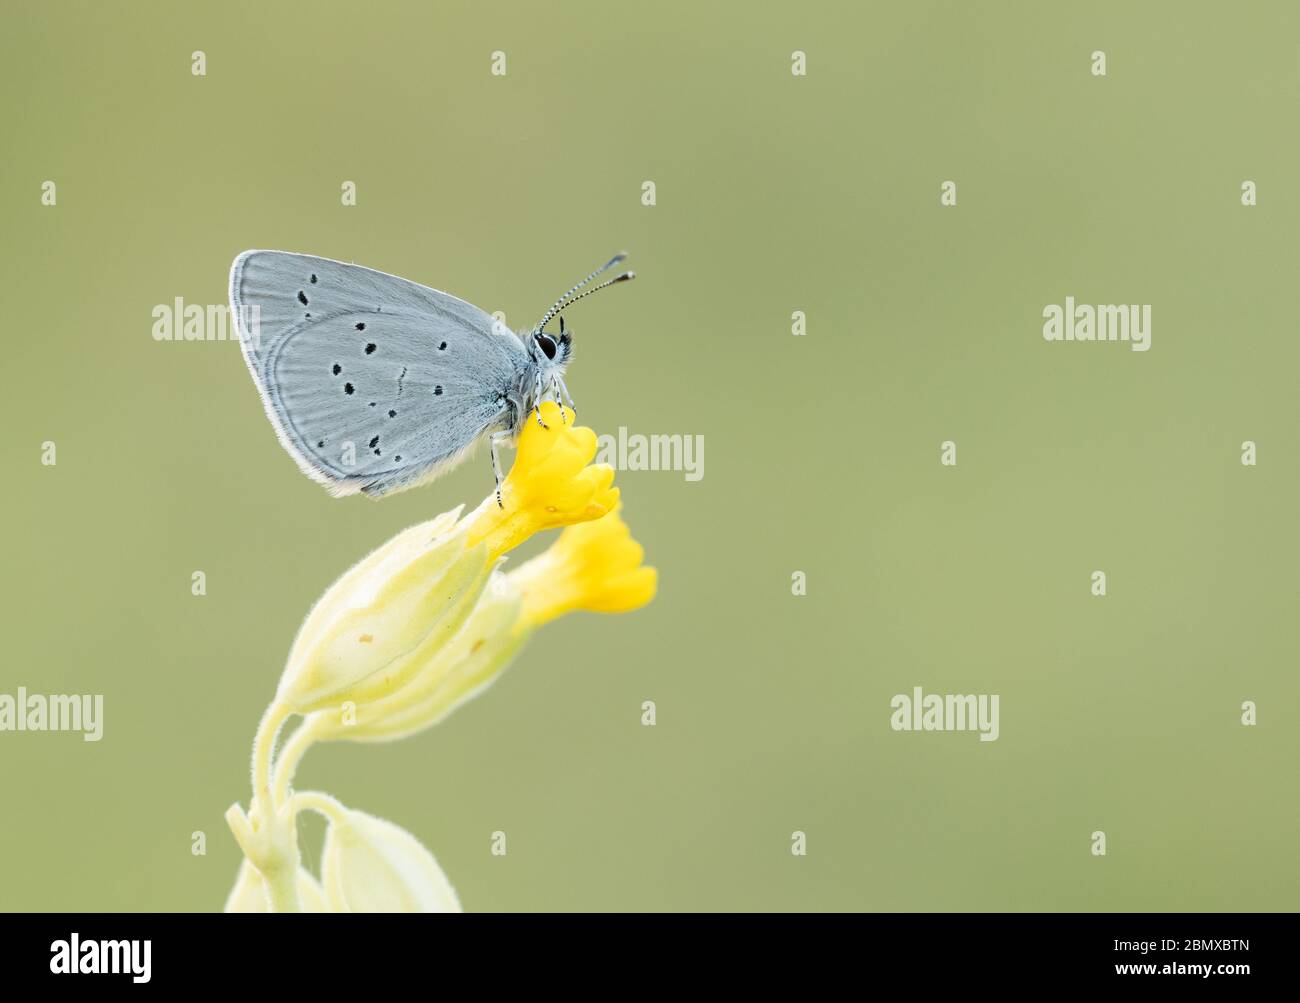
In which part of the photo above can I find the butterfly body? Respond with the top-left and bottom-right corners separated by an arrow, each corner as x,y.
230,250 -> 627,500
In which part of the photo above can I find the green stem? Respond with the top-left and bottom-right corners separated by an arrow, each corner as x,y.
262,857 -> 302,913
239,700 -> 303,912
291,790 -> 349,827
273,714 -> 325,806
225,802 -> 302,913
252,701 -> 291,811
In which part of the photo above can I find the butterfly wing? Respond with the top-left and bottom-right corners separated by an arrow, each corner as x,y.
230,250 -> 530,498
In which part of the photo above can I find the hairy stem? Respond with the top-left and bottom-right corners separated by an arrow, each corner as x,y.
262,856 -> 302,913
251,700 -> 291,811
291,790 -> 349,827
273,714 -> 326,806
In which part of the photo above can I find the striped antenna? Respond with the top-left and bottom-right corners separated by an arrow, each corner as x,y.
545,271 -> 634,321
533,252 -> 631,332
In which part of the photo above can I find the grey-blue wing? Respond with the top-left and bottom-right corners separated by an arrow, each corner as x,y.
229,250 -> 530,497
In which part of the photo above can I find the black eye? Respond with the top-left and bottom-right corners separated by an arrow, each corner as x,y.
535,333 -> 557,360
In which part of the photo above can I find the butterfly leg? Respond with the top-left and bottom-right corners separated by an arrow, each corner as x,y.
533,375 -> 549,429
490,430 -> 509,509
555,375 -> 578,421
550,376 -> 568,424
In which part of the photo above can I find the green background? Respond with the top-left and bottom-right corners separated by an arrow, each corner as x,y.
2,0 -> 1297,911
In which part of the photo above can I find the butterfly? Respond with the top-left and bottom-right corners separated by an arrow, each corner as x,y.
229,250 -> 633,504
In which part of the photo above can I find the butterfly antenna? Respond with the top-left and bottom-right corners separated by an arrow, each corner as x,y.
546,272 -> 635,322
534,252 -> 632,332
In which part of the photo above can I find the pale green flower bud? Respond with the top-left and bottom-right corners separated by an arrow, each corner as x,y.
322,808 -> 461,913
306,578 -> 525,744
274,507 -> 494,713
223,858 -> 329,912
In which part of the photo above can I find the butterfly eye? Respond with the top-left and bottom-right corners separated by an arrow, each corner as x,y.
534,333 -> 557,361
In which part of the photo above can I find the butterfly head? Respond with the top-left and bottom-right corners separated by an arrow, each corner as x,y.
528,252 -> 635,377
531,318 -> 574,373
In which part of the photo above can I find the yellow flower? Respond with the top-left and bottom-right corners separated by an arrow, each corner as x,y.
271,403 -> 622,715
507,505 -> 658,631
231,404 -> 653,911
459,401 -> 619,560
292,508 -> 655,747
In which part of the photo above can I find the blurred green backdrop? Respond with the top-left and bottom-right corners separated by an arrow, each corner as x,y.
2,0 -> 1297,911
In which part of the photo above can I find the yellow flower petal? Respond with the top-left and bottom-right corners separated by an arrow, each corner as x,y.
460,401 -> 620,559
508,505 -> 658,631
